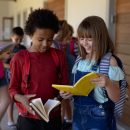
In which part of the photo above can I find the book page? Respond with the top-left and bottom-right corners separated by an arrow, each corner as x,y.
44,99 -> 60,117
74,72 -> 99,96
30,103 -> 49,122
0,43 -> 13,52
30,98 -> 48,121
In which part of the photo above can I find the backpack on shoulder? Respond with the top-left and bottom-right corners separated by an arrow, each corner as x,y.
99,52 -> 127,118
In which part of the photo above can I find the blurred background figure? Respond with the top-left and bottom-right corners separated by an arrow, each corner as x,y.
0,56 -> 10,127
52,20 -> 78,130
4,26 -> 26,129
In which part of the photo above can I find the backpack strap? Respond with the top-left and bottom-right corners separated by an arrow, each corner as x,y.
99,52 -> 112,75
99,52 -> 112,97
50,48 -> 59,68
23,50 -> 30,88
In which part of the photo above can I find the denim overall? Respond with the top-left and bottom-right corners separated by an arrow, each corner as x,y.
73,65 -> 116,130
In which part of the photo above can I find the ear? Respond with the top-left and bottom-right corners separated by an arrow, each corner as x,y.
26,36 -> 32,46
29,34 -> 33,39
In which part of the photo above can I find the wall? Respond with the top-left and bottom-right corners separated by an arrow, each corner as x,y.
0,0 -> 109,39
7,0 -> 44,28
66,0 -> 109,36
0,1 -> 10,40
0,0 -> 44,41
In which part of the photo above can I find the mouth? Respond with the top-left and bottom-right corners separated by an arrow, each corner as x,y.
38,47 -> 45,52
39,47 -> 50,52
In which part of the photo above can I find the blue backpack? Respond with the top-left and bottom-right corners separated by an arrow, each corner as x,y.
74,53 -> 127,118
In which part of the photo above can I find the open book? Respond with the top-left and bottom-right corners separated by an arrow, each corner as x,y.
52,72 -> 99,96
0,43 -> 13,53
29,98 -> 60,122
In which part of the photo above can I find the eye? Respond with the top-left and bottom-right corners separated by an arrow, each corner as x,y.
79,38 -> 84,41
38,39 -> 44,42
47,39 -> 54,43
87,38 -> 92,41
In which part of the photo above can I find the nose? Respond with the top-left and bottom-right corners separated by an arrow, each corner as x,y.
82,38 -> 89,46
42,40 -> 47,47
16,39 -> 22,44
83,38 -> 88,43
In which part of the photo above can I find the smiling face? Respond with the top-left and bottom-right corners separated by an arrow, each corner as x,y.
30,28 -> 55,52
79,37 -> 93,55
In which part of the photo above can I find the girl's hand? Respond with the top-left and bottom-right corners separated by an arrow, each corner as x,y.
19,94 -> 36,115
60,91 -> 73,99
91,74 -> 111,88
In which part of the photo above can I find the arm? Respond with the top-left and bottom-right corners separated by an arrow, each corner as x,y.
8,54 -> 23,98
8,53 -> 35,115
105,56 -> 120,102
91,56 -> 120,102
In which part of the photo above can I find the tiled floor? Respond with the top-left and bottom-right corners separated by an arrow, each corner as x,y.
117,120 -> 130,130
0,105 -> 130,130
0,106 -> 18,130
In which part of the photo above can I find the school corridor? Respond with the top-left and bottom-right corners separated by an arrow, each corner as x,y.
0,0 -> 130,130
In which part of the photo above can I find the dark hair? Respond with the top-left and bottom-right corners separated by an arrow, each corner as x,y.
77,16 -> 114,61
12,26 -> 24,36
25,9 -> 59,35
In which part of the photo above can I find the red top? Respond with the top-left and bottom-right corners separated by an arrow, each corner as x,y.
9,48 -> 69,120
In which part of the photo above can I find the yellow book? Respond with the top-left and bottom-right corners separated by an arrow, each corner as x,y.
52,72 -> 99,96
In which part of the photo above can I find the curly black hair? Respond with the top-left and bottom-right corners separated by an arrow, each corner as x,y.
12,26 -> 24,36
25,9 -> 59,35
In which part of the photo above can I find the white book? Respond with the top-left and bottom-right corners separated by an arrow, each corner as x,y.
0,43 -> 13,52
30,98 -> 61,122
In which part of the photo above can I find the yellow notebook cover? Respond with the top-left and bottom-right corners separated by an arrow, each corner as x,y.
52,72 -> 99,96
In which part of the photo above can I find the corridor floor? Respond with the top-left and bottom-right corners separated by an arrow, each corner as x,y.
0,105 -> 130,130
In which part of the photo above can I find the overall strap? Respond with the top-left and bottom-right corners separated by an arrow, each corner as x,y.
73,56 -> 81,84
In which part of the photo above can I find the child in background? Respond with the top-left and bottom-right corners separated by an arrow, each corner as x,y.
9,9 -> 68,130
60,16 -> 125,130
4,26 -> 26,128
10,27 -> 26,53
0,59 -> 10,124
53,20 -> 78,129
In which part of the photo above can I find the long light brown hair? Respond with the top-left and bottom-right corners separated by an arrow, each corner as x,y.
77,16 -> 114,62
55,20 -> 74,42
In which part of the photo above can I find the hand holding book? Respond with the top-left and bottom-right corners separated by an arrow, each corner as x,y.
59,91 -> 73,99
29,98 -> 61,122
14,94 -> 36,115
